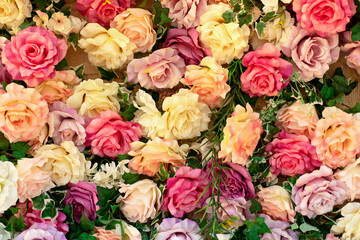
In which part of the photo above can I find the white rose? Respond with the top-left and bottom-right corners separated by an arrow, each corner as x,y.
0,0 -> 32,29
0,223 -> 10,240
0,162 -> 18,213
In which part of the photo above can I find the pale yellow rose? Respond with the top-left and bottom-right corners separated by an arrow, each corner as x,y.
113,221 -> 141,240
79,23 -> 136,70
0,162 -> 18,214
27,112 -> 54,154
34,141 -> 86,186
66,79 -> 120,118
257,186 -> 295,222
0,0 -> 32,29
157,89 -> 211,140
335,158 -> 360,201
199,3 -> 231,24
118,179 -> 161,223
331,202 -> 360,240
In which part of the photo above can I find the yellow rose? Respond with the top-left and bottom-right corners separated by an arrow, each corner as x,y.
0,0 -> 32,29
79,23 -> 136,70
34,141 -> 86,186
331,202 -> 360,239
66,79 -> 120,118
157,89 -> 211,140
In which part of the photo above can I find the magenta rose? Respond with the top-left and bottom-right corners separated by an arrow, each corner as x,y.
14,223 -> 66,240
260,214 -> 299,240
0,37 -> 11,85
64,181 -> 100,223
293,0 -> 356,37
292,166 -> 348,218
241,43 -> 293,97
162,166 -> 210,218
206,160 -> 255,199
2,26 -> 67,87
266,131 -> 321,177
85,110 -> 142,158
163,28 -> 211,65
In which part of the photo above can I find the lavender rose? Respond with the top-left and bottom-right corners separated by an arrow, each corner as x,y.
292,166 -> 348,218
260,214 -> 299,240
163,28 -> 211,65
341,31 -> 360,75
156,218 -> 201,240
50,101 -> 87,151
14,223 -> 66,240
64,181 -> 100,223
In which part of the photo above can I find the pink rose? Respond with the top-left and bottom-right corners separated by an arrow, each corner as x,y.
241,43 -> 293,97
341,31 -> 360,75
162,166 -> 210,218
282,26 -> 340,82
266,131 -> 321,177
2,27 -> 67,87
293,0 -> 356,36
163,28 -> 212,65
85,110 -> 142,158
0,37 -> 11,84
260,214 -> 299,240
161,0 -> 207,29
127,48 -> 185,90
292,166 -> 348,218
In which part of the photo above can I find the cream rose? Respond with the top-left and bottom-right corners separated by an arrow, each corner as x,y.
110,8 -> 156,53
199,3 -> 231,23
331,203 -> 360,240
0,162 -> 18,213
0,0 -> 32,29
34,141 -> 86,186
157,89 -> 211,140
335,158 -> 360,200
118,179 -> 161,223
66,79 -> 120,118
79,23 -> 136,70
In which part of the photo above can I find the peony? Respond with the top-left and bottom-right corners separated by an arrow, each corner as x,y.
14,223 -> 66,240
157,89 -> 211,140
163,28 -> 212,65
50,102 -> 87,150
0,37 -> 11,85
64,181 -> 100,223
79,23 -> 135,70
331,202 -> 360,239
0,83 -> 49,143
341,31 -> 360,75
257,186 -> 295,222
219,104 -> 263,165
156,218 -> 202,240
110,8 -> 156,53
128,138 -> 186,177
311,107 -> 360,168
16,157 -> 55,202
66,78 -> 120,118
260,214 -> 299,240
181,57 -> 230,109
292,166 -> 348,218
119,179 -> 161,223
34,141 -> 86,186
335,158 -> 360,200
0,0 -> 32,29
241,43 -> 293,97
162,166 -> 210,218
266,131 -> 321,177
0,162 -> 18,214
161,0 -> 207,29
85,110 -> 142,158
292,0 -> 356,36
35,70 -> 81,105
276,101 -> 319,139
282,26 -> 340,82
2,27 -> 67,87
127,48 -> 185,90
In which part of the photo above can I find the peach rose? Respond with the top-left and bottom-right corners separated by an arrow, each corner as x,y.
257,185 -> 295,222
335,158 -> 360,200
219,104 -> 263,165
66,79 -> 120,118
35,70 -> 81,105
181,57 -> 230,109
311,107 -> 360,169
27,113 -> 55,154
93,227 -> 122,240
0,83 -> 49,143
276,101 -> 319,139
94,222 -> 141,240
128,138 -> 186,177
110,8 -> 156,53
16,157 -> 55,202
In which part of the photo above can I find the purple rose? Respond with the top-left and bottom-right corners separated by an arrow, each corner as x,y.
0,37 -> 11,85
163,28 -> 211,65
260,214 -> 299,240
206,160 -> 255,199
64,181 -> 100,223
156,218 -> 201,240
14,223 -> 66,240
50,102 -> 88,151
292,166 -> 348,218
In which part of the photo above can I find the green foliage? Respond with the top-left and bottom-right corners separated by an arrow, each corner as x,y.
68,32 -> 79,49
10,142 -> 31,159
55,58 -> 68,71
237,12 -> 253,27
32,194 -> 45,210
0,132 -> 9,153
222,10 -> 235,23
117,154 -> 131,161
153,1 -> 172,40
80,213 -> 95,232
249,199 -> 262,214
41,199 -> 57,219
242,217 -> 271,240
351,22 -> 360,42
4,215 -> 28,238
70,65 -> 85,80
261,11 -> 277,22
18,20 -> 35,30
96,187 -> 119,208
346,102 -> 360,113
256,22 -> 266,36
97,67 -> 118,81
122,173 -> 140,184
120,104 -> 137,121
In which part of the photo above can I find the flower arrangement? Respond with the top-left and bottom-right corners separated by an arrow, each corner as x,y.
0,0 -> 360,239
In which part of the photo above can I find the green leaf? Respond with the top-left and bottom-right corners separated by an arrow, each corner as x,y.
122,172 -> 140,184
9,207 -> 20,214
55,58 -> 68,71
10,142 -> 31,159
332,75 -> 352,95
96,187 -> 119,207
78,233 -> 97,240
249,198 -> 262,214
40,199 -> 57,219
68,32 -> 79,49
327,93 -> 345,107
1,82 -> 8,91
153,1 -> 172,26
0,132 -> 10,153
351,22 -> 360,42
79,213 -> 95,232
320,84 -> 334,101
186,157 -> 202,169
237,12 -> 252,27
18,20 -> 35,30
256,22 -> 266,37
158,163 -> 170,181
70,65 -> 85,80
299,223 -> 320,233
117,154 -> 131,161
287,175 -> 300,186
97,67 -> 118,81
222,10 -> 234,23
120,104 -> 137,121
5,215 -> 28,237
346,102 -> 360,113
262,11 -> 277,22
32,194 -> 45,210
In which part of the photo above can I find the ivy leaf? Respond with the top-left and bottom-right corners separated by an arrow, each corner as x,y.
41,199 -> 57,219
249,198 -> 262,214
262,11 -> 277,22
79,213 -> 95,232
320,84 -> 334,101
5,215 -> 28,238
55,58 -> 68,71
153,1 -> 172,26
32,194 -> 45,210
68,32 -> 79,49
299,223 -> 320,233
10,142 -> 31,159
222,10 -> 234,23
97,67 -> 118,81
0,132 -> 10,153
70,64 -> 85,80
351,22 -> 360,42
96,187 -> 119,207
256,22 -> 266,37
122,172 -> 140,184
120,104 -> 137,121
237,12 -> 252,27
